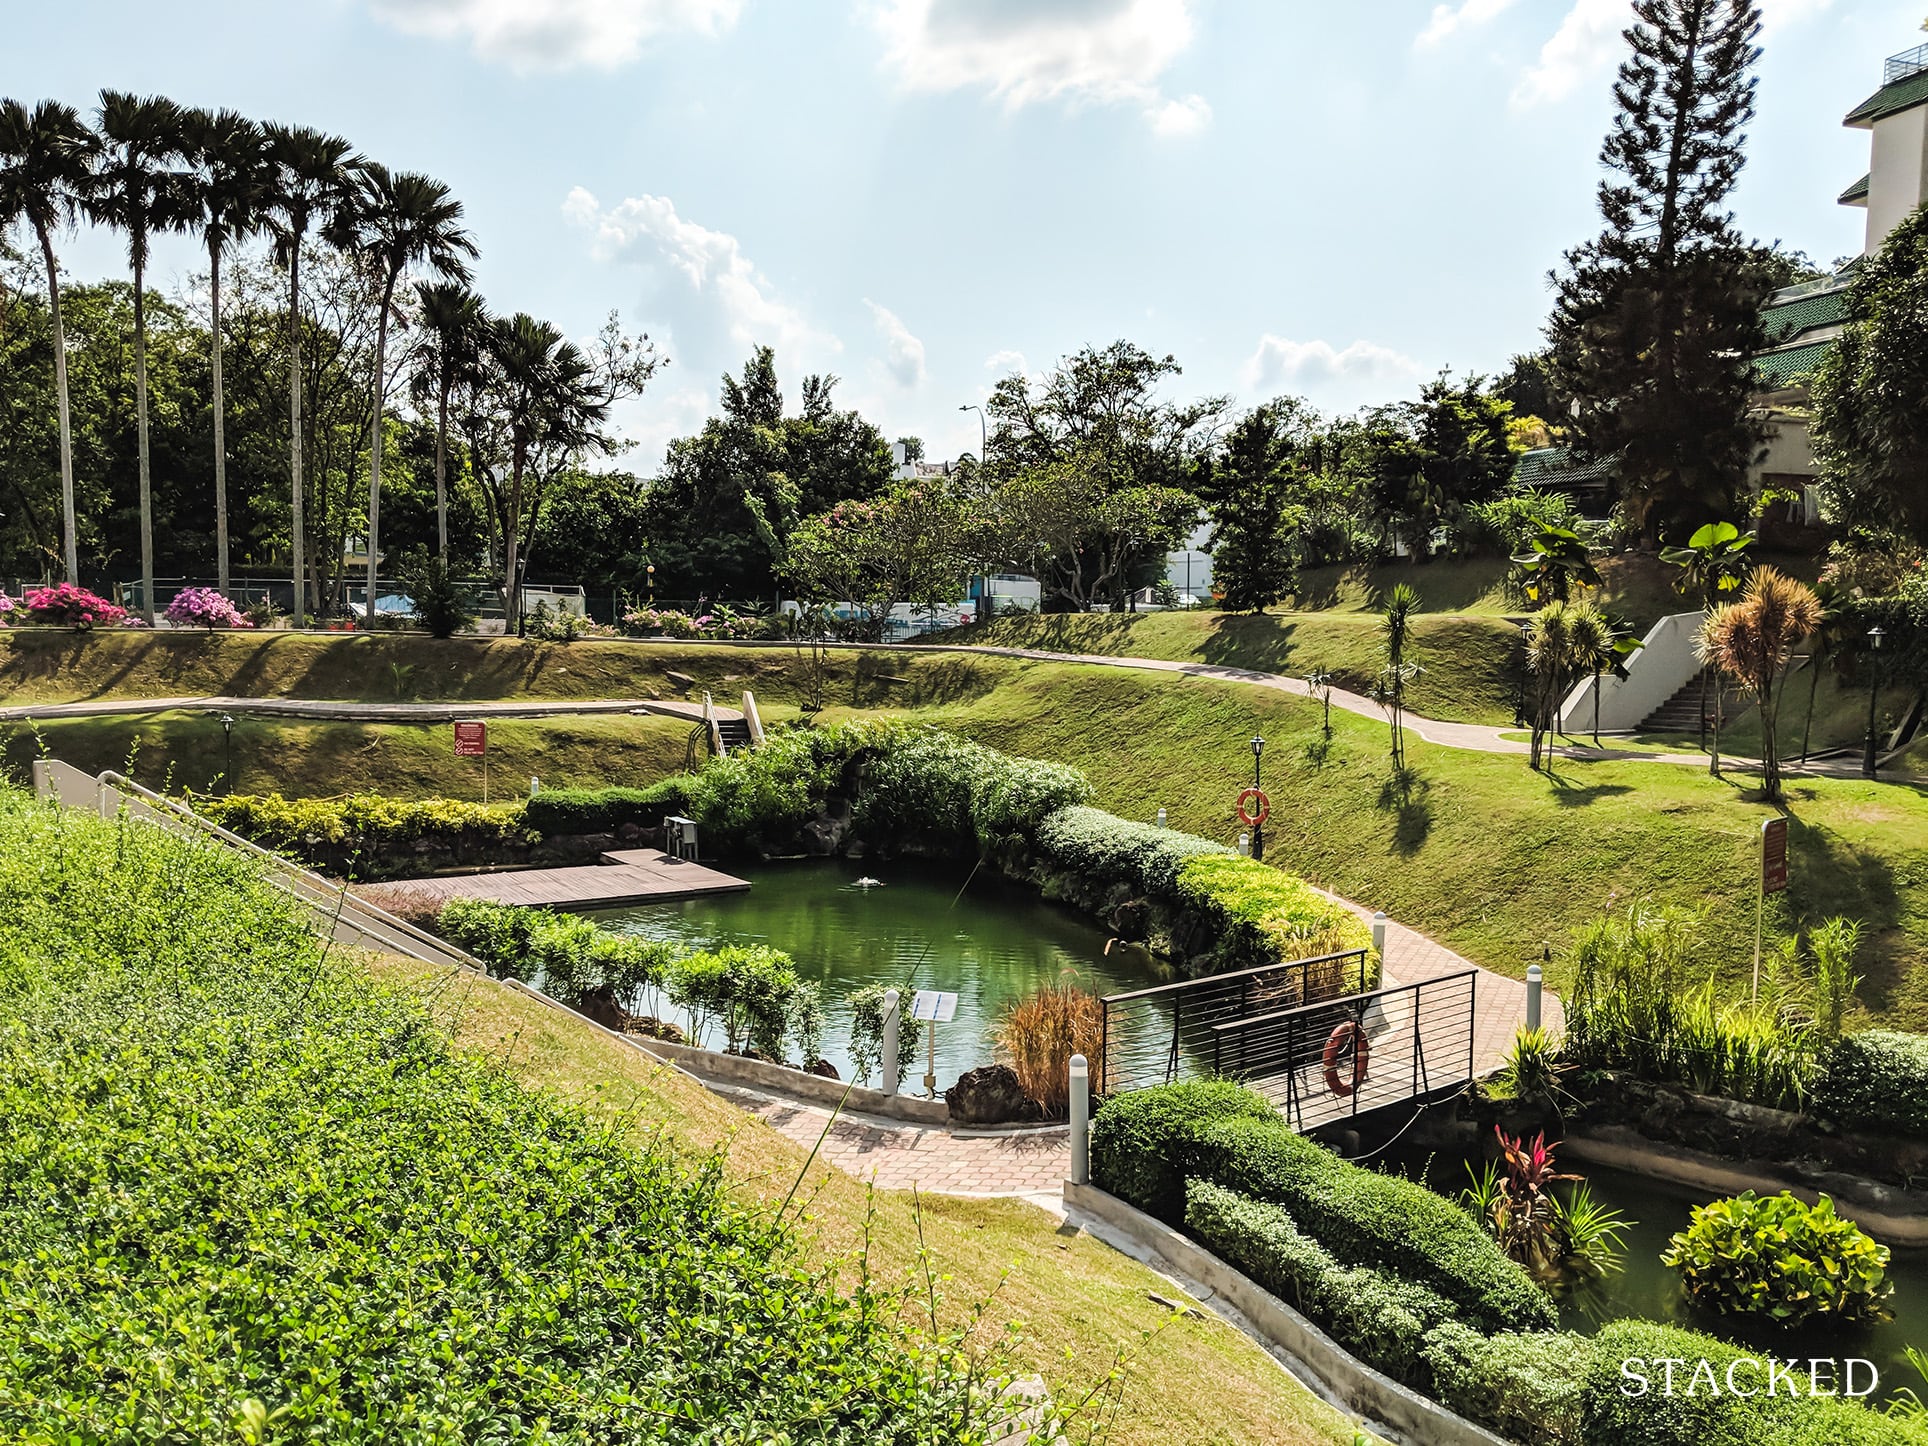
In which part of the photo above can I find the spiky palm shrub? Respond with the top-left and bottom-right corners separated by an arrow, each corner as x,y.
1696,567 -> 1823,801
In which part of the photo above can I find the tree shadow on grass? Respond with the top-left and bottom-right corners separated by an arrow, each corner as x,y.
1376,767 -> 1432,856
1540,760 -> 1636,808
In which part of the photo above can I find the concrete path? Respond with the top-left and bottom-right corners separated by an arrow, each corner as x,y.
0,694 -> 741,725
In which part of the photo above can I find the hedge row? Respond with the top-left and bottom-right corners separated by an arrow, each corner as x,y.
201,790 -> 530,860
1815,1031 -> 1928,1141
520,779 -> 692,836
1089,1081 -> 1554,1335
1032,804 -> 1232,894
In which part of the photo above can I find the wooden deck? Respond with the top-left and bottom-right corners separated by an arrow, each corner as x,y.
356,848 -> 750,911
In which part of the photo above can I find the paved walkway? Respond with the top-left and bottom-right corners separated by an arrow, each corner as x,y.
0,694 -> 741,724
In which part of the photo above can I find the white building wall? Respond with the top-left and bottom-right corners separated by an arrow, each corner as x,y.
1558,612 -> 1707,734
1867,104 -> 1928,254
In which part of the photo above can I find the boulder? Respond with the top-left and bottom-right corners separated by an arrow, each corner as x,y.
947,1064 -> 1041,1125
806,1058 -> 840,1080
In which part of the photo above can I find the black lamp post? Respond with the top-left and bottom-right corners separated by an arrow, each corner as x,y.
1250,734 -> 1265,860
220,713 -> 235,794
1864,626 -> 1886,779
1514,620 -> 1531,728
646,561 -> 655,605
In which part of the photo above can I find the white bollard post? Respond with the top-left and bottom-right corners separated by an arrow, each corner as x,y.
1156,807 -> 1167,829
880,988 -> 902,1097
1068,1053 -> 1090,1187
1372,910 -> 1387,961
1526,964 -> 1543,1032
1237,832 -> 1251,857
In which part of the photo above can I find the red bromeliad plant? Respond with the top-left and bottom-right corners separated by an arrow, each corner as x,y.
1465,1126 -> 1580,1277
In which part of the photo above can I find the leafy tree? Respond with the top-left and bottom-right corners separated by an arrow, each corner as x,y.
85,90 -> 191,624
783,478 -> 972,640
1379,584 -> 1421,770
1661,518 -> 1754,606
996,450 -> 1196,612
1198,402 -> 1310,612
1360,375 -> 1518,557
397,550 -> 472,638
646,347 -> 891,601
180,107 -> 268,595
1511,521 -> 1602,605
1494,350 -> 1560,433
412,279 -> 485,562
1811,201 -> 1928,546
348,162 -> 475,611
1698,567 -> 1822,798
1547,0 -> 1772,539
0,98 -> 97,581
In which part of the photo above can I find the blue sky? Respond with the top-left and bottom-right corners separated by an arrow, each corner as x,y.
7,0 -> 1922,470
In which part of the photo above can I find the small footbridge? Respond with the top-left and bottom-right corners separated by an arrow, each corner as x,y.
1098,947 -> 1482,1133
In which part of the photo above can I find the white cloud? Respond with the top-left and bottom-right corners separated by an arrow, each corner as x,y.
1414,0 -> 1520,50
984,348 -> 1028,374
562,185 -> 837,364
1242,335 -> 1421,393
870,0 -> 1209,133
1512,0 -> 1831,108
366,0 -> 740,71
865,300 -> 927,388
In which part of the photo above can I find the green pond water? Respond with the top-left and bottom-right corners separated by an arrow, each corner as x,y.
585,858 -> 1170,1088
1395,1152 -> 1928,1405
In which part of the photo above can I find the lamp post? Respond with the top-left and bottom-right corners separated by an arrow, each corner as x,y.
1864,626 -> 1886,779
220,713 -> 235,795
646,561 -> 655,605
1514,620 -> 1531,728
1250,733 -> 1265,861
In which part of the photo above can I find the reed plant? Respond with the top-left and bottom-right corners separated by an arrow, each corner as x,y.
994,982 -> 1105,1117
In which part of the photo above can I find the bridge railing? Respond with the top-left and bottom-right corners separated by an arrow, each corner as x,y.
1210,969 -> 1479,1132
1097,948 -> 1371,1097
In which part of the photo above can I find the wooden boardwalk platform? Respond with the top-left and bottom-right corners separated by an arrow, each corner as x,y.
356,848 -> 750,912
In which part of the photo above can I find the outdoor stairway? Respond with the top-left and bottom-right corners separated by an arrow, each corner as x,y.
1638,668 -> 1750,736
715,717 -> 753,754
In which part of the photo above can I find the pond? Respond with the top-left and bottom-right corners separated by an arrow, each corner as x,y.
1396,1149 -> 1928,1405
584,858 -> 1170,1088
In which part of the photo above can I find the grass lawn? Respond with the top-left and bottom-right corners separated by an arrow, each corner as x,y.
373,953 -> 1371,1446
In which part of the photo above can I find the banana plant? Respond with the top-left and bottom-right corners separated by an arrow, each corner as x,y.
1660,520 -> 1755,608
1511,522 -> 1601,605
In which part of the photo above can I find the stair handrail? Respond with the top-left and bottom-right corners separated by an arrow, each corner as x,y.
703,690 -> 726,756
741,690 -> 766,747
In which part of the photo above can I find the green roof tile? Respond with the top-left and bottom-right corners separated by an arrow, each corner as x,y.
1839,172 -> 1871,205
1762,286 -> 1851,345
1753,340 -> 1835,390
1846,69 -> 1928,126
1512,447 -> 1616,491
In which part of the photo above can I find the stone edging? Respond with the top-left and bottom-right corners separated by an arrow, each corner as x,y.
1061,1181 -> 1508,1446
630,1033 -> 952,1125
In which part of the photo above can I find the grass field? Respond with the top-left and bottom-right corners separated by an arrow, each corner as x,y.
376,953 -> 1369,1446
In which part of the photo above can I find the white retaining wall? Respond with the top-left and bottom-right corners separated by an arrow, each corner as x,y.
1558,610 -> 1706,734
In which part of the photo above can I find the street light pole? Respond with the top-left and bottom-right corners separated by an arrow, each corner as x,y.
1864,627 -> 1886,779
220,713 -> 235,795
1250,734 -> 1265,861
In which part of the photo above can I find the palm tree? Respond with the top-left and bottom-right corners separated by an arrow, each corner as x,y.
0,99 -> 97,583
414,279 -> 486,563
263,124 -> 358,627
85,90 -> 191,624
1698,568 -> 1824,802
180,108 -> 268,597
1378,583 -> 1421,770
351,164 -> 475,616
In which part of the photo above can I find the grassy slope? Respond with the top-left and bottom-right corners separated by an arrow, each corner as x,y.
374,955 -> 1366,1446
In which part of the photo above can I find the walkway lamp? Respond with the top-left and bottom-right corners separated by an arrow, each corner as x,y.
1864,626 -> 1886,779
220,713 -> 235,794
1514,620 -> 1531,728
646,561 -> 655,604
1250,734 -> 1265,860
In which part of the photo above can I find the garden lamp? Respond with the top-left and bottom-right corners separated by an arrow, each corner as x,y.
220,714 -> 235,795
1864,627 -> 1886,779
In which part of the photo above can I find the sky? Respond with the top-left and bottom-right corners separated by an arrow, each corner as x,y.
7,0 -> 1923,473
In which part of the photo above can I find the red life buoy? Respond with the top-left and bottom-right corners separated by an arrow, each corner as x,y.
1236,787 -> 1271,828
1322,1022 -> 1370,1098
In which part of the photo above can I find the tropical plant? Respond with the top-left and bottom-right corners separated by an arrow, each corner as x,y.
398,552 -> 473,638
349,162 -> 476,613
1553,1180 -> 1633,1276
262,123 -> 359,626
846,982 -> 923,1088
1663,1190 -> 1891,1325
1523,599 -> 1605,768
413,278 -> 486,562
1494,1025 -> 1566,1104
1467,1128 -> 1579,1277
1510,522 -> 1602,606
1378,583 -> 1421,769
0,98 -> 97,581
1887,1346 -> 1928,1422
84,90 -> 191,626
1661,519 -> 1756,607
179,107 -> 268,596
993,982 -> 1104,1118
1696,567 -> 1824,800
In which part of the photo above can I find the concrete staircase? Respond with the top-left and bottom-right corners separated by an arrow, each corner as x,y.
1638,668 -> 1750,736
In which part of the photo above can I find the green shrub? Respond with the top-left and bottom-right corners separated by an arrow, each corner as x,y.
202,791 -> 530,874
0,786 -> 1006,1440
1814,1030 -> 1928,1139
670,943 -> 817,1060
1580,1320 -> 1919,1446
851,728 -> 1088,853
1422,1321 -> 1590,1445
1186,1181 -> 1457,1382
1089,1083 -> 1555,1335
437,894 -> 537,980
398,552 -> 475,637
682,725 -> 866,853
846,983 -> 925,1087
1033,804 -> 1231,894
522,778 -> 693,836
1661,1191 -> 1892,1325
1173,854 -> 1376,974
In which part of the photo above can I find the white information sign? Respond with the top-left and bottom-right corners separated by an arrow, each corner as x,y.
911,990 -> 959,1023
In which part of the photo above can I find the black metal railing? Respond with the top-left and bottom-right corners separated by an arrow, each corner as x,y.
1097,948 -> 1372,1097
1210,969 -> 1479,1132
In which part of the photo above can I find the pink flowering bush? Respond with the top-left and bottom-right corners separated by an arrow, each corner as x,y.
21,582 -> 127,630
619,607 -> 701,639
165,587 -> 255,630
0,591 -> 15,625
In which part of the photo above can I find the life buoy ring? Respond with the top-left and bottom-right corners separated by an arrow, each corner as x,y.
1322,1022 -> 1370,1098
1236,787 -> 1271,828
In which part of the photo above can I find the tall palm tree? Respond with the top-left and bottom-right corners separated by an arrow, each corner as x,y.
263,124 -> 357,627
351,163 -> 475,614
180,108 -> 268,597
414,279 -> 486,563
1698,568 -> 1824,803
85,90 -> 191,624
0,99 -> 97,583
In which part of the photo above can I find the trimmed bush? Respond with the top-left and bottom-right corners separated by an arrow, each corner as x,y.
522,779 -> 693,836
1033,804 -> 1231,894
670,943 -> 819,1060
202,791 -> 529,873
1814,1030 -> 1928,1140
437,895 -> 539,980
1186,1181 -> 1457,1383
1580,1320 -> 1920,1446
1422,1322 -> 1589,1445
1662,1190 -> 1892,1325
1089,1083 -> 1555,1335
1172,853 -> 1374,973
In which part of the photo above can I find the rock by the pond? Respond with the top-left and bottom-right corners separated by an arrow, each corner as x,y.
947,1064 -> 1041,1125
806,1058 -> 840,1080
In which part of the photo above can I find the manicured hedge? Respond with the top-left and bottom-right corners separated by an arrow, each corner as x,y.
1090,1083 -> 1555,1334
1171,853 -> 1373,973
1814,1030 -> 1928,1140
1422,1321 -> 1590,1445
0,786 -> 999,1440
1033,804 -> 1232,894
521,778 -> 693,836
202,790 -> 530,869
